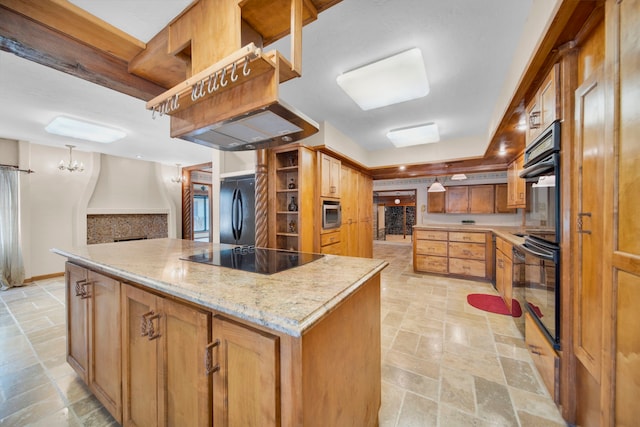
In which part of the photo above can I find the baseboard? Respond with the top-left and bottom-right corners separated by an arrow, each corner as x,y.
23,272 -> 65,283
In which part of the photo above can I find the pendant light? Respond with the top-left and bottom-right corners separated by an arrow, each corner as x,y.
428,177 -> 446,192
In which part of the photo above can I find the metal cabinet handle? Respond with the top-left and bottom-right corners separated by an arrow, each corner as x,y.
529,111 -> 541,129
577,212 -> 592,234
74,279 -> 91,299
205,339 -> 221,375
140,311 -> 161,339
147,313 -> 162,340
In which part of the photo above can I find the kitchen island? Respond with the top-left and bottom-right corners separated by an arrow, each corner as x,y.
52,238 -> 388,426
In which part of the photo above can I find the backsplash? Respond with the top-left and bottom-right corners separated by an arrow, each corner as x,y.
87,214 -> 168,244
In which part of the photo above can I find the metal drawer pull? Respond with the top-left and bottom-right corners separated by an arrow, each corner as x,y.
577,212 -> 592,234
205,340 -> 221,375
147,313 -> 162,340
140,311 -> 154,336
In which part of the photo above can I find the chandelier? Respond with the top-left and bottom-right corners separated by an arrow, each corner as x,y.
171,164 -> 185,183
58,145 -> 84,172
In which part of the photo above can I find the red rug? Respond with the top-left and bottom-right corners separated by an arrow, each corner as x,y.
467,294 -> 518,316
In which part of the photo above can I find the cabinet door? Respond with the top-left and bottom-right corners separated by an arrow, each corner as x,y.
358,173 -> 373,222
88,271 -> 122,422
427,191 -> 445,213
503,254 -> 513,313
507,154 -> 526,208
445,187 -> 469,213
358,220 -> 372,258
213,316 -> 279,427
122,284 -> 160,427
160,298 -> 211,427
539,64 -> 559,130
495,184 -> 515,213
320,153 -> 340,197
468,185 -> 495,213
495,250 -> 505,297
66,262 -> 89,383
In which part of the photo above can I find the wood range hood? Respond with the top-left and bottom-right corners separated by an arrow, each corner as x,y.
141,0 -> 325,151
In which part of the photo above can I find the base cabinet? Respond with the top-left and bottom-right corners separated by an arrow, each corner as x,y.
66,263 -> 382,427
66,263 -> 122,422
413,229 -> 491,280
525,313 -> 559,401
122,284 -> 211,427
495,237 -> 514,312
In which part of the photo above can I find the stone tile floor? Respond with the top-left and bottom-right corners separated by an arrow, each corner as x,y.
0,241 -> 566,426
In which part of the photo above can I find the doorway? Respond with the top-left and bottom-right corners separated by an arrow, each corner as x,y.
181,163 -> 213,241
373,190 -> 417,242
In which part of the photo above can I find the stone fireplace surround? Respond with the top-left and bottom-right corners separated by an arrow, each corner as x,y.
87,213 -> 168,244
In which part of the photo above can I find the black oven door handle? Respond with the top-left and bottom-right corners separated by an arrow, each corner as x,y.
521,243 -> 555,261
519,157 -> 555,179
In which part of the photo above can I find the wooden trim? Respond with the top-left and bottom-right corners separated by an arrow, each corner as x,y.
23,272 -> 64,283
0,0 -> 145,62
0,6 -> 165,101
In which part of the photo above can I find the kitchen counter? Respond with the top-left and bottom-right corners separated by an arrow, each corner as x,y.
52,238 -> 388,337
414,224 -> 526,247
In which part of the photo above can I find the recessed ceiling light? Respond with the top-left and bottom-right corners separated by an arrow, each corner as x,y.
399,165 -> 406,171
387,123 -> 440,148
451,174 -> 467,180
336,48 -> 429,110
45,116 -> 126,143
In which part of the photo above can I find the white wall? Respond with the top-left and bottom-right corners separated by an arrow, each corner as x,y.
0,138 -> 19,164
374,173 -> 522,227
13,142 -> 181,278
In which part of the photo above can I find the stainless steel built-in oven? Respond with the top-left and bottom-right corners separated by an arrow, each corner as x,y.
521,237 -> 561,349
519,120 -> 561,349
520,120 -> 560,245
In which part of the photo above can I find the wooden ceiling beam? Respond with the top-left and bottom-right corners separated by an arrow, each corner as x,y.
0,5 -> 167,101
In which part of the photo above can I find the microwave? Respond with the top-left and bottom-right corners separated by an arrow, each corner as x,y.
322,200 -> 341,229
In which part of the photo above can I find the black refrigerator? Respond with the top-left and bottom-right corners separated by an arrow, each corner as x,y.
219,175 -> 256,246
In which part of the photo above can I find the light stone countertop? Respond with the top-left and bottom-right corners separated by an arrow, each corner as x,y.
52,238 -> 388,337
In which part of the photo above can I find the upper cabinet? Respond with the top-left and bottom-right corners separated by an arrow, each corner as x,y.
507,153 -> 526,209
526,63 -> 561,146
446,185 -> 496,214
319,153 -> 341,198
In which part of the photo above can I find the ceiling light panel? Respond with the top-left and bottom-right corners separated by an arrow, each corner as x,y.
386,123 -> 440,148
45,116 -> 126,143
336,48 -> 429,111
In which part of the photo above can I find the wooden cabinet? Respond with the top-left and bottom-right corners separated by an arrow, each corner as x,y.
526,313 -> 559,401
495,237 -> 513,312
526,63 -> 560,146
319,153 -> 341,198
212,316 -> 279,426
357,171 -> 373,257
495,183 -> 516,213
334,164 -> 373,258
269,145 -> 315,252
507,153 -> 526,209
320,230 -> 341,255
414,229 -> 491,280
445,185 -> 496,214
448,232 -> 488,278
66,263 -> 122,422
427,191 -> 445,213
121,284 -> 210,427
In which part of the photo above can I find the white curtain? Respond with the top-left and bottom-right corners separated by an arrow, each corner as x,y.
0,167 -> 25,290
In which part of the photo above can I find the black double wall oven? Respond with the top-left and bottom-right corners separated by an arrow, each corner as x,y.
519,120 -> 561,350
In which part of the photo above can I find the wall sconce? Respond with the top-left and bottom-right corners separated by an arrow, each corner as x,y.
58,144 -> 84,172
171,163 -> 185,183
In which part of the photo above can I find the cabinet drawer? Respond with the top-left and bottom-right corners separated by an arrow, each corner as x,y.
320,231 -> 341,246
496,238 -> 513,259
415,230 -> 447,241
449,232 -> 485,243
525,313 -> 558,400
415,255 -> 448,274
415,240 -> 448,256
448,242 -> 485,260
321,242 -> 342,255
448,258 -> 486,278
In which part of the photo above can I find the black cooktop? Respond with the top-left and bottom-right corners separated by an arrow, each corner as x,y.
181,246 -> 324,275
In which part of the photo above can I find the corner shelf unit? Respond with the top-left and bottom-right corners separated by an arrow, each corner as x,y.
268,145 -> 316,252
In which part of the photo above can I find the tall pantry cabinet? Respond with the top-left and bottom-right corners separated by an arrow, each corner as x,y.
569,2 -> 640,425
